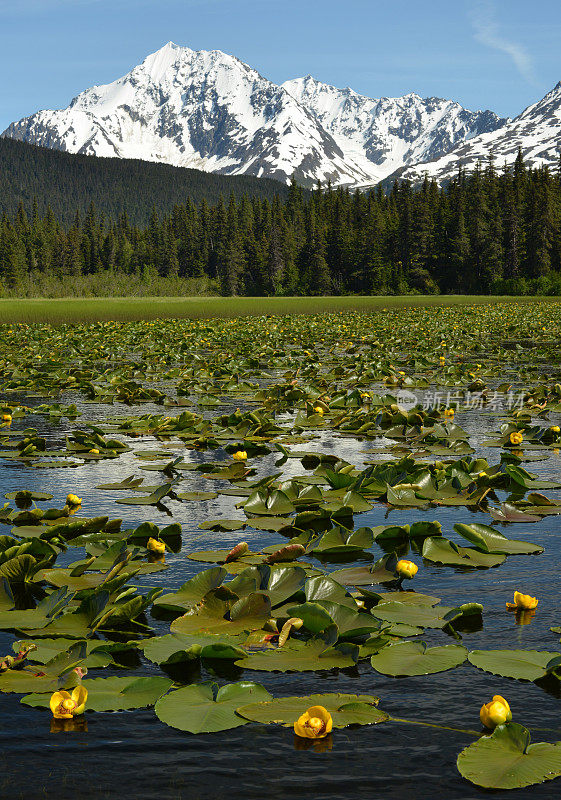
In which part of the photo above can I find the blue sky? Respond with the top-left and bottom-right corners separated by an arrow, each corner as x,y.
0,0 -> 560,131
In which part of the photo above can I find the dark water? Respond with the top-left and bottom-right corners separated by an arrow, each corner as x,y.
1,390 -> 561,800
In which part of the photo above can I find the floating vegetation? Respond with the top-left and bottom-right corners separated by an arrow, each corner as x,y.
1,303 -> 561,791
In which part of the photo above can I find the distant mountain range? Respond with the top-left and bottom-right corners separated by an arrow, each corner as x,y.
387,81 -> 561,185
3,42 -> 560,187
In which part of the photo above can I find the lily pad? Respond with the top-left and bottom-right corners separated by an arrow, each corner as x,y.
422,537 -> 506,569
155,681 -> 271,733
457,723 -> 561,789
141,633 -> 248,664
23,675 -> 173,711
454,523 -> 544,555
468,649 -> 561,681
235,627 -> 359,672
237,692 -> 389,727
370,640 -> 467,676
116,483 -> 173,506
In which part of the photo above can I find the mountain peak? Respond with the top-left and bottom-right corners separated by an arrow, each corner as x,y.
391,79 -> 561,187
283,75 -> 506,184
1,43 -> 517,188
141,41 -> 187,82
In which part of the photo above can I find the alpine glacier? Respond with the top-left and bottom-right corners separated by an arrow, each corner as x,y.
2,42 -> 506,187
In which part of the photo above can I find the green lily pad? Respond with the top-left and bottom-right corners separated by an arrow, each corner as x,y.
454,523 -> 544,555
457,723 -> 561,789
154,567 -> 227,611
330,553 -> 399,586
236,628 -> 359,672
468,649 -> 561,681
116,483 -> 173,505
372,601 -> 481,630
155,681 -> 271,733
198,519 -> 247,532
171,593 -> 271,636
141,633 -> 248,664
176,491 -> 219,501
370,640 -> 467,676
422,537 -> 506,568
287,601 -> 381,638
237,692 -> 389,727
243,489 -> 295,517
17,637 -> 116,669
23,675 -> 173,711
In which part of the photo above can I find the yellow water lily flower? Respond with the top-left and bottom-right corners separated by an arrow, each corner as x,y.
146,537 -> 166,555
66,494 -> 81,506
480,695 -> 512,729
396,559 -> 418,579
313,406 -> 324,416
232,450 -> 247,461
506,591 -> 538,611
89,448 -> 100,454
50,686 -> 88,719
509,431 -> 523,446
439,356 -> 445,364
551,426 -> 560,434
294,705 -> 333,739
444,408 -> 455,418
1,413 -> 12,423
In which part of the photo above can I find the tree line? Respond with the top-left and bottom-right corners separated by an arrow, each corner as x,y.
0,136 -> 289,224
1,149 -> 561,296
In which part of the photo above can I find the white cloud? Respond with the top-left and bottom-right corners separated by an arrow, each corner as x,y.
470,0 -> 536,84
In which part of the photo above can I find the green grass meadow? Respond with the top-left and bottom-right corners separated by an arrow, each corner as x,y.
0,295 -> 558,324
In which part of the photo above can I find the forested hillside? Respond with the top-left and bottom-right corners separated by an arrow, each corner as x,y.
1,150 -> 560,297
0,137 -> 290,224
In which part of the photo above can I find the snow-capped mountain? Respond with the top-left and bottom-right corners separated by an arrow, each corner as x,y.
2,42 -> 508,188
390,82 -> 561,186
2,43 -> 371,187
282,75 -> 506,185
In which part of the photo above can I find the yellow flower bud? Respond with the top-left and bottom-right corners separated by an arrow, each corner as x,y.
506,591 -> 538,611
89,448 -> 100,454
551,426 -> 560,434
146,537 -> 166,555
396,559 -> 418,579
480,695 -> 512,729
66,494 -> 81,506
232,450 -> 247,461
313,406 -> 324,416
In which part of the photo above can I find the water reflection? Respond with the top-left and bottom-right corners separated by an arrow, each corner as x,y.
0,384 -> 561,799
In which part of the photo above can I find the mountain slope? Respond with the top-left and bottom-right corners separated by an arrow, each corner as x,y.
282,75 -> 506,184
3,42 -> 369,188
389,82 -> 561,185
0,136 -> 293,225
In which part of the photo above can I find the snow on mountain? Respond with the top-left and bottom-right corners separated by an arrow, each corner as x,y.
390,82 -> 561,186
2,42 -> 371,187
13,42 -> 558,190
282,75 -> 506,184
